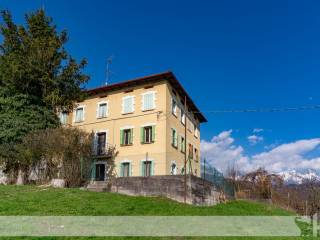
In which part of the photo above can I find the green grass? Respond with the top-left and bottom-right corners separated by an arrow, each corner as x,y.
0,185 -> 316,240
0,185 -> 291,216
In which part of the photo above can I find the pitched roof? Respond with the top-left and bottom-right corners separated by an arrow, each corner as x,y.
86,71 -> 207,123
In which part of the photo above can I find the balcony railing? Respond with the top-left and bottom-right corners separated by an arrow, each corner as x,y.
93,143 -> 115,158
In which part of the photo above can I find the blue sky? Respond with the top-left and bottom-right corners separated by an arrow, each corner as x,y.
1,0 -> 320,173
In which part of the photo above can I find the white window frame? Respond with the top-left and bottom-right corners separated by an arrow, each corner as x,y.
96,101 -> 109,119
93,130 -> 108,155
171,97 -> 178,116
74,105 -> 85,123
122,95 -> 135,114
141,91 -> 156,111
194,125 -> 199,138
120,126 -> 135,145
181,108 -> 186,125
171,128 -> 178,148
140,159 -> 154,176
170,161 -> 178,175
59,112 -> 68,125
119,160 -> 132,177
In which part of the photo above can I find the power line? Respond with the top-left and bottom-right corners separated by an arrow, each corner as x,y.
188,104 -> 320,114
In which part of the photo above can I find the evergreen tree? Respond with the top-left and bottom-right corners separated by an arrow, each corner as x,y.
0,9 -> 89,169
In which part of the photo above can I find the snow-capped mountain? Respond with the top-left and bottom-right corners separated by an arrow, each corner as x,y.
279,169 -> 320,184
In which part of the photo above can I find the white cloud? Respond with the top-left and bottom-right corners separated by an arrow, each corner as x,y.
253,128 -> 264,133
201,130 -> 249,174
248,135 -> 264,145
201,130 -> 320,175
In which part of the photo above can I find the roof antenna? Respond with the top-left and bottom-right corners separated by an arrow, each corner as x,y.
105,55 -> 114,86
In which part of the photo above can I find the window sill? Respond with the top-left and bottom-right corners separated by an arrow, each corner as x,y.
122,112 -> 134,115
120,144 -> 133,147
171,144 -> 178,149
142,108 -> 155,112
97,116 -> 108,119
142,141 -> 155,144
74,121 -> 84,123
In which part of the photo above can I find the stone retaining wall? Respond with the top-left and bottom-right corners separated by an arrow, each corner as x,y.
109,175 -> 223,206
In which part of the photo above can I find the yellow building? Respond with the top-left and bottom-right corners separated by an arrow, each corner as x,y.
60,71 -> 207,180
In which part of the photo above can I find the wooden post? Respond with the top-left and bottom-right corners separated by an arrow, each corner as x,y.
184,96 -> 187,204
203,158 -> 206,181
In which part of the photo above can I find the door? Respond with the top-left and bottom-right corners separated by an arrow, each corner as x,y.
95,164 -> 105,181
97,132 -> 106,155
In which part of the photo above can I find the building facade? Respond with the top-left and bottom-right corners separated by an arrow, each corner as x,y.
61,72 -> 207,180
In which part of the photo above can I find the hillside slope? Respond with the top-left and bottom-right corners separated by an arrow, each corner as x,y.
0,185 -> 291,216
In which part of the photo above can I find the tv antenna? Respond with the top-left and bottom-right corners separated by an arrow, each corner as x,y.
105,55 -> 114,86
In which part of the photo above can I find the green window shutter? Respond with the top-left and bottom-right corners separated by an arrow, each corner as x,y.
152,126 -> 155,142
151,161 -> 154,176
130,129 -> 133,144
140,161 -> 144,176
120,163 -> 123,177
129,162 -> 132,176
120,130 -> 124,145
140,127 -> 144,143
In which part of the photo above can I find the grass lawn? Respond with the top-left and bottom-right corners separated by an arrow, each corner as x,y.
0,185 -> 315,240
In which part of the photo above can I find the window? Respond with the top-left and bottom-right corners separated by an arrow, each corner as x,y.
171,98 -> 177,116
195,126 -> 199,138
142,92 -> 155,111
75,107 -> 84,123
120,162 -> 130,177
59,112 -> 68,125
188,143 -> 193,159
120,129 -> 133,146
141,126 -> 155,144
194,148 -> 199,162
181,109 -> 185,125
97,102 -> 108,118
142,161 -> 152,177
170,162 -> 177,175
171,128 -> 178,148
122,96 -> 134,114
187,118 -> 193,132
97,132 -> 106,155
180,136 -> 185,153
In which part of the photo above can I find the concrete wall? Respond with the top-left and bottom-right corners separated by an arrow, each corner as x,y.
109,175 -> 222,206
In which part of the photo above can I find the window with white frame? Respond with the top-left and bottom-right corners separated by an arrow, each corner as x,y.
171,98 -> 177,116
181,109 -> 185,125
59,112 -> 68,125
120,128 -> 133,146
170,162 -> 177,175
75,107 -> 84,123
142,160 -> 152,177
194,125 -> 199,138
141,125 -> 155,144
171,128 -> 178,148
120,162 -> 131,177
187,118 -> 193,132
142,92 -> 155,111
122,96 -> 134,114
97,102 -> 108,118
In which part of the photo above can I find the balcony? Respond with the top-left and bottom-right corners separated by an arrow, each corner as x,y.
93,143 -> 115,159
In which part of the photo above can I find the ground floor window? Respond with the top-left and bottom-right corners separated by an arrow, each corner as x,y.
142,160 -> 152,177
170,162 -> 177,175
120,162 -> 131,177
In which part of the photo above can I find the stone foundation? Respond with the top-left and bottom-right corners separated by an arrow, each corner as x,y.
88,175 -> 223,206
